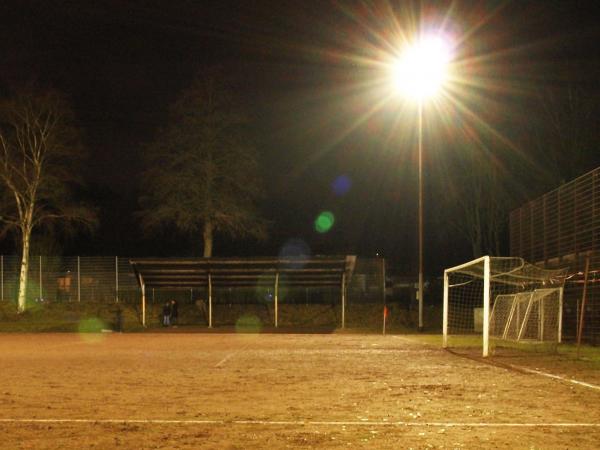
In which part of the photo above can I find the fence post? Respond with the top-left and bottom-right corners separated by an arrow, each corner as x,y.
1,255 -> 4,301
208,273 -> 213,328
381,258 -> 386,306
274,272 -> 279,328
577,256 -> 591,357
115,256 -> 119,303
77,256 -> 81,302
341,272 -> 346,329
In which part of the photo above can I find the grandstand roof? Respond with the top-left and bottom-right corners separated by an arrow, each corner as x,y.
129,256 -> 357,289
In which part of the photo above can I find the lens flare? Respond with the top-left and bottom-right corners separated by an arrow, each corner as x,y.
332,175 -> 352,196
235,314 -> 262,334
279,239 -> 310,260
315,211 -> 335,233
77,317 -> 106,343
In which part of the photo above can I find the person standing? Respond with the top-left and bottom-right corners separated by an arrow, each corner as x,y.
170,299 -> 179,327
162,301 -> 171,327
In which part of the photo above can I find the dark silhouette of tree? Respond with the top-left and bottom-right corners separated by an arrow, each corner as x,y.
0,88 -> 96,312
443,142 -> 510,258
436,80 -> 599,260
139,68 -> 267,257
527,84 -> 599,189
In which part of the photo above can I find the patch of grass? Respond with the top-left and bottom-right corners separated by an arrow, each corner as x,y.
405,333 -> 600,365
402,334 -> 480,348
555,343 -> 600,363
0,301 -> 144,332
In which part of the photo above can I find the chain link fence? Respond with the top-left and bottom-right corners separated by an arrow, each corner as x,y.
0,256 -> 139,305
0,255 -> 385,326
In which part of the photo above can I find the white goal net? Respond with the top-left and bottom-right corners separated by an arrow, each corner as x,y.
443,256 -> 566,356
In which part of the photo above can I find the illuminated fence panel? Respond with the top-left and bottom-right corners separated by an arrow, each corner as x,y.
80,257 -> 116,303
1,255 -> 19,302
347,257 -> 385,304
511,168 -> 600,263
561,251 -> 600,344
118,257 -> 141,304
510,166 -> 600,344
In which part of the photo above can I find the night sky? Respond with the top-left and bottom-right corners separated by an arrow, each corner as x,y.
1,0 -> 599,275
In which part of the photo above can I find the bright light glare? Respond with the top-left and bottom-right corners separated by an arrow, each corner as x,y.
392,36 -> 452,101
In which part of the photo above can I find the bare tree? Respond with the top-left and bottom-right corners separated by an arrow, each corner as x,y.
0,88 -> 95,312
139,68 -> 267,257
528,84 -> 599,189
439,141 -> 510,259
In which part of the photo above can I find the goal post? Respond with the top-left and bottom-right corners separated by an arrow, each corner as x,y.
443,256 -> 566,357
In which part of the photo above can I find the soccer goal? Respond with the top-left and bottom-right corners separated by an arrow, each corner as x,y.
443,256 -> 566,356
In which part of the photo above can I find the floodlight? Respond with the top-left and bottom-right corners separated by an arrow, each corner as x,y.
391,35 -> 452,101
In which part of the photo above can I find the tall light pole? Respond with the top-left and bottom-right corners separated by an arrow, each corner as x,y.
391,34 -> 452,331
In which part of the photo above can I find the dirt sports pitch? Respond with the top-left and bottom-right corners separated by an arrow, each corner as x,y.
1,332 -> 600,449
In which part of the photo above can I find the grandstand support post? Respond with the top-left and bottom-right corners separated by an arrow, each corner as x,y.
274,272 -> 279,328
141,281 -> 146,328
341,272 -> 346,329
577,256 -> 590,355
208,273 -> 213,328
115,256 -> 119,303
442,270 -> 449,348
558,286 -> 564,344
77,256 -> 81,303
39,256 -> 43,301
482,256 -> 491,357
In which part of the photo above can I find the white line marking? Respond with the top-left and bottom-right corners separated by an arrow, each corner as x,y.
514,366 -> 600,391
392,336 -> 600,392
214,353 -> 235,368
214,344 -> 248,368
0,418 -> 599,428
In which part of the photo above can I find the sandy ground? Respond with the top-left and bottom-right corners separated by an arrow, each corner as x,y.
1,332 -> 599,449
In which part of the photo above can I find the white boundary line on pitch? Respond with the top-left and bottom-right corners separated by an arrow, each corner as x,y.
214,344 -> 249,368
1,418 -> 600,428
514,366 -> 600,391
391,335 -> 600,392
